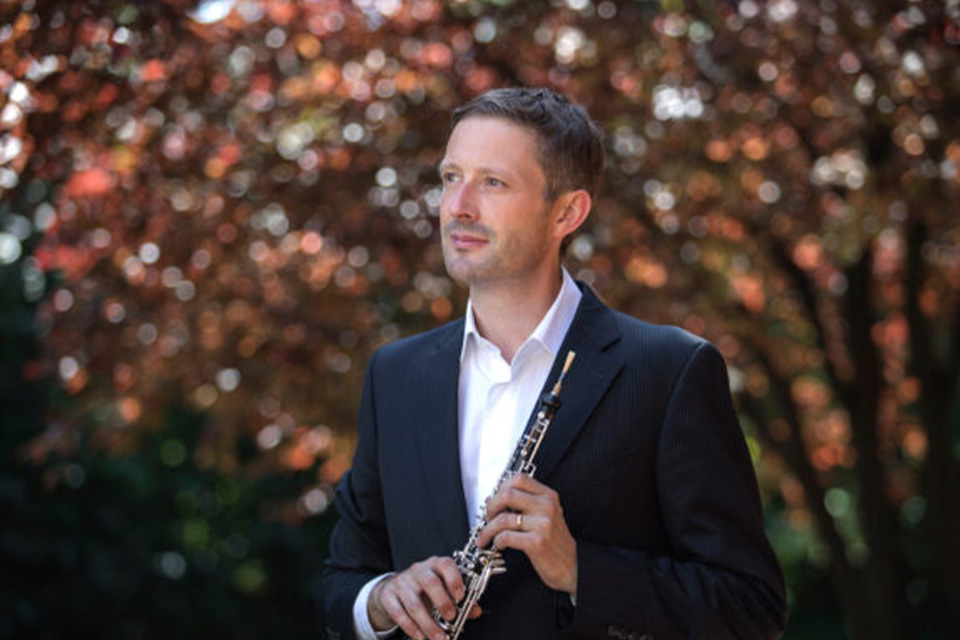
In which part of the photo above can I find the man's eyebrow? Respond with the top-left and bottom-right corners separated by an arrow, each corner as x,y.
437,160 -> 519,178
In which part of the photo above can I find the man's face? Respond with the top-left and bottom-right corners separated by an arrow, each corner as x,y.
438,116 -> 558,289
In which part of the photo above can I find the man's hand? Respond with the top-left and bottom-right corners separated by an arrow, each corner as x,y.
368,556 -> 480,640
475,474 -> 578,597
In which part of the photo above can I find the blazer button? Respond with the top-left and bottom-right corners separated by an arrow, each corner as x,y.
323,627 -> 341,640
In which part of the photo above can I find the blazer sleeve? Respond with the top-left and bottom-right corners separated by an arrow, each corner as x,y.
569,342 -> 787,640
317,351 -> 392,640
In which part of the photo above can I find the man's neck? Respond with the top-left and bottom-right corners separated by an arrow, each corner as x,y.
468,270 -> 564,364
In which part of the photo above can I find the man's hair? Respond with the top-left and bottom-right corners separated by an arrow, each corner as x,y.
450,87 -> 604,203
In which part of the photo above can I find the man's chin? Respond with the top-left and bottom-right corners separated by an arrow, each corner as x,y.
445,264 -> 474,285
443,256 -> 480,285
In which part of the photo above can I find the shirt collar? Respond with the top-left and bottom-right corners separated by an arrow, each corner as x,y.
460,268 -> 582,362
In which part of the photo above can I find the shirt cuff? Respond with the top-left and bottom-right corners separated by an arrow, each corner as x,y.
353,573 -> 397,640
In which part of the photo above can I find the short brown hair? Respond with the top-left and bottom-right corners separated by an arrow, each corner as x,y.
451,87 -> 604,203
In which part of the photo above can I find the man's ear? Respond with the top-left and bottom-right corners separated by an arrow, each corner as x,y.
552,189 -> 592,240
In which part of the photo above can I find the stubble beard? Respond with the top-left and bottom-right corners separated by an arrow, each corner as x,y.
441,202 -> 554,288
441,226 -> 551,290
442,238 -> 490,286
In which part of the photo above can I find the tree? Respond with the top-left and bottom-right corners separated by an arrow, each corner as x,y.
2,0 -> 957,638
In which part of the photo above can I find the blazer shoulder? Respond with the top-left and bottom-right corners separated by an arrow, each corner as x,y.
371,318 -> 464,368
609,308 -> 719,367
612,308 -> 705,347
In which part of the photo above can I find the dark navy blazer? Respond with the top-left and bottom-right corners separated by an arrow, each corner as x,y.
318,285 -> 787,640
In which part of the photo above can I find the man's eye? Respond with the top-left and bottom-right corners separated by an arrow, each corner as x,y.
486,177 -> 505,187
441,172 -> 458,184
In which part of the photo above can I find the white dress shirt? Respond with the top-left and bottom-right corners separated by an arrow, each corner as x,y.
352,269 -> 582,640
457,269 -> 582,527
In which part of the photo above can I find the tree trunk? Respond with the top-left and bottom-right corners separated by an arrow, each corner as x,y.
740,370 -> 869,639
840,249 -> 906,640
906,221 -> 960,635
765,241 -> 908,639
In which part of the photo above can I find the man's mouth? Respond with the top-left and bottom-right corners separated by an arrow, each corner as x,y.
447,231 -> 490,250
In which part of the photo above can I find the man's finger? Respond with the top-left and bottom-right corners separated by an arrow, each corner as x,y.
378,588 -> 422,640
485,486 -> 540,521
433,556 -> 466,602
396,586 -> 447,640
492,528 -> 529,554
476,509 -> 535,548
373,557 -> 469,640
415,564 -> 457,622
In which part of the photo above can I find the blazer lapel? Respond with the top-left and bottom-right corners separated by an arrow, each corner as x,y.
413,321 -> 471,551
535,286 -> 624,481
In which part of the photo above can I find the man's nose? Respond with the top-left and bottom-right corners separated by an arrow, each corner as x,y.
444,182 -> 479,220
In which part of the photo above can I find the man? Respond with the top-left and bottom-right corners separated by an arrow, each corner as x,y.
318,87 -> 787,640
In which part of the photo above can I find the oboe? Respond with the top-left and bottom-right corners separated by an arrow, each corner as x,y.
434,351 -> 577,640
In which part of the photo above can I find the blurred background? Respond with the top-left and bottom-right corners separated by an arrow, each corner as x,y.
1,0 -> 958,638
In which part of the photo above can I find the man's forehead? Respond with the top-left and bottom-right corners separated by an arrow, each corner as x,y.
446,114 -> 538,145
440,116 -> 544,176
